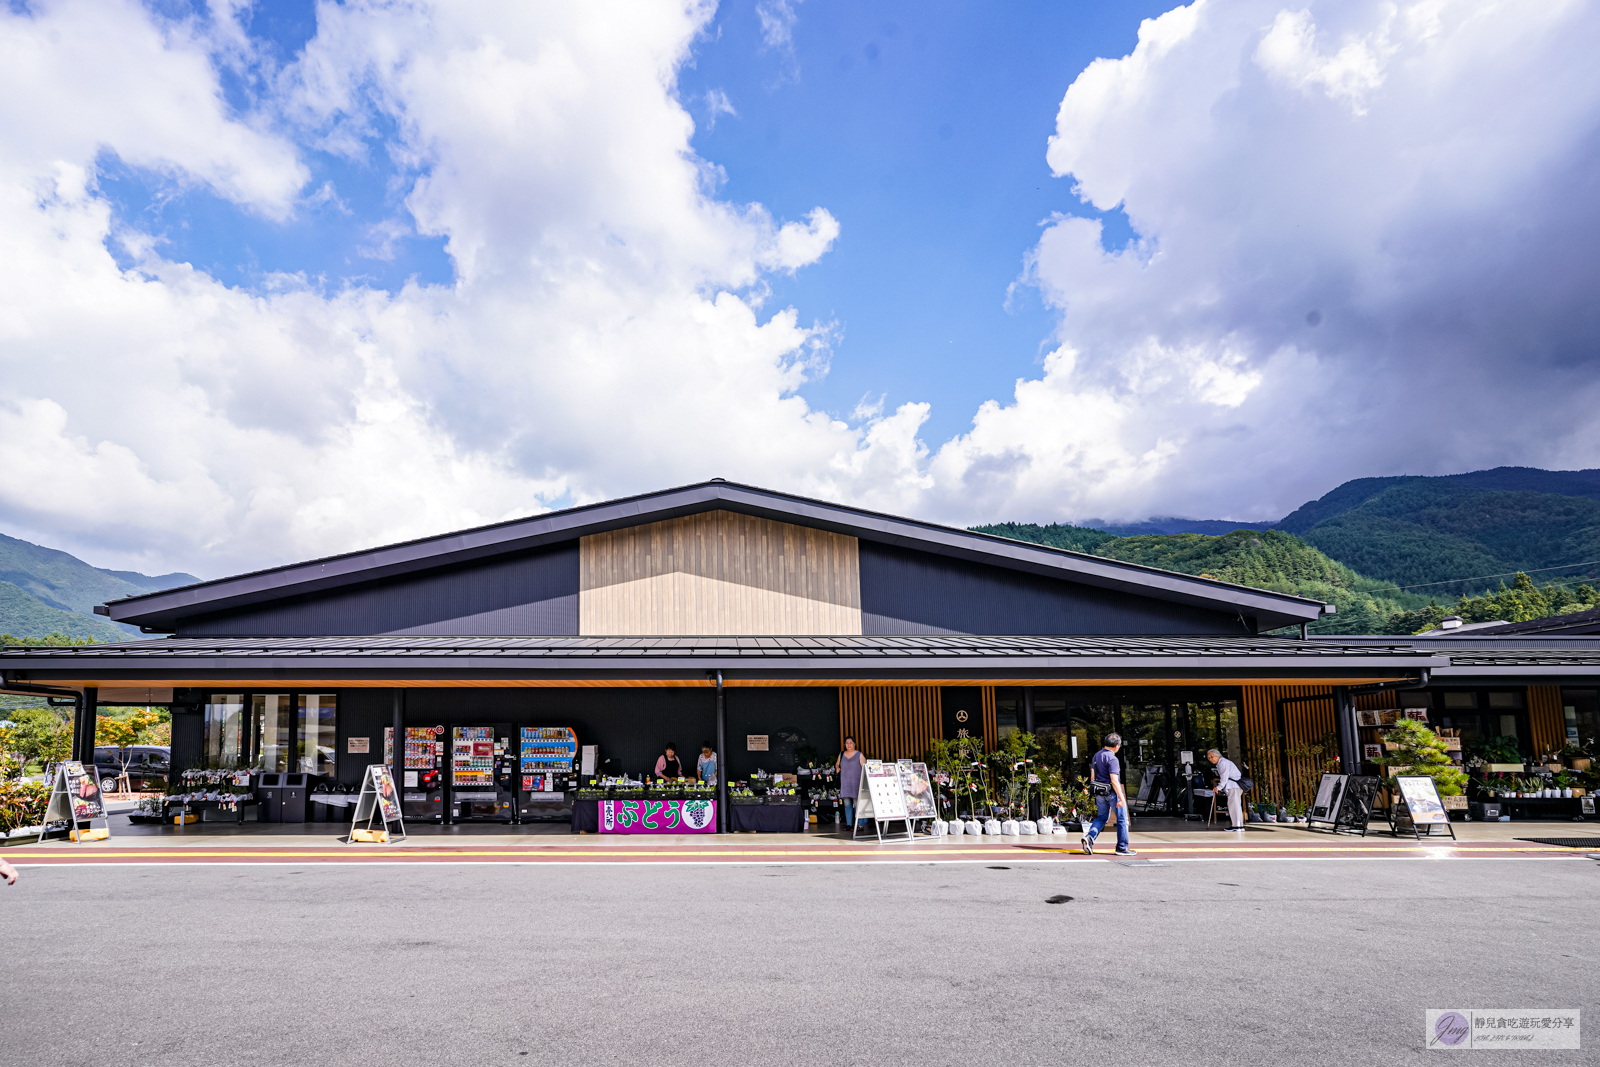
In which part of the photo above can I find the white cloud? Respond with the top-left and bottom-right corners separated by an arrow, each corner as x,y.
3,0 -> 1600,583
925,0 -> 1600,525
0,0 -> 858,576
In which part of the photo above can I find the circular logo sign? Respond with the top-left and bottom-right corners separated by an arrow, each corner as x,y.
1433,1012 -> 1470,1048
956,709 -> 969,722
681,798 -> 713,830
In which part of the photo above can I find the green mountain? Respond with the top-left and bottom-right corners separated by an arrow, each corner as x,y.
1278,469 -> 1600,596
0,531 -> 198,641
972,523 -> 1426,633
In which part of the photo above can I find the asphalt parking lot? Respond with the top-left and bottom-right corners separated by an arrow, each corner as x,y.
1,853 -> 1594,1066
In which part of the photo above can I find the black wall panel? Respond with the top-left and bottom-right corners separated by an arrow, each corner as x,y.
724,687 -> 840,780
858,542 -> 1251,635
177,544 -> 579,637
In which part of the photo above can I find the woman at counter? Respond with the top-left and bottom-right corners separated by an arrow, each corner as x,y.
655,742 -> 686,779
697,741 -> 718,787
835,737 -> 863,829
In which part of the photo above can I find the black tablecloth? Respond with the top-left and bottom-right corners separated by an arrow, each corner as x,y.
572,799 -> 599,832
729,802 -> 806,832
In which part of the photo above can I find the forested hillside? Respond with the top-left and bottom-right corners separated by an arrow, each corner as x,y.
0,530 -> 198,641
972,523 -> 1427,634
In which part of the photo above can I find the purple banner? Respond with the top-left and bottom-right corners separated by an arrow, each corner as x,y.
600,798 -> 716,833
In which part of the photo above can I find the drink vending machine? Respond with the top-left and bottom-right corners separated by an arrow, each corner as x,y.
449,723 -> 515,823
518,727 -> 578,822
399,725 -> 445,822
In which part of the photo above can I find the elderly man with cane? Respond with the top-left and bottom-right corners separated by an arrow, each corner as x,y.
1208,748 -> 1245,831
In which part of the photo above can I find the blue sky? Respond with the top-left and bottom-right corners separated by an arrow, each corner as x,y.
4,0 -> 1598,575
100,1 -> 1160,445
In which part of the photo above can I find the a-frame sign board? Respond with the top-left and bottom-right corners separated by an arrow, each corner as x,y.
37,761 -> 111,843
853,760 -> 912,841
1388,775 -> 1457,842
347,763 -> 407,844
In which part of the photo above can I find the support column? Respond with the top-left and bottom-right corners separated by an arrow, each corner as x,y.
76,686 -> 97,765
391,687 -> 406,771
1023,687 -> 1035,735
1334,685 -> 1360,778
715,670 -> 727,834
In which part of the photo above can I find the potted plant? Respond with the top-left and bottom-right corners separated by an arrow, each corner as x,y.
1561,742 -> 1592,772
1374,718 -> 1469,810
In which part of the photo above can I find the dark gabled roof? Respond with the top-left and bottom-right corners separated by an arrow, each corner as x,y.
1452,607 -> 1600,637
0,634 -> 1439,683
99,479 -> 1330,632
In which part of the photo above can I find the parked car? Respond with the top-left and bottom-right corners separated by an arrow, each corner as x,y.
91,745 -> 170,792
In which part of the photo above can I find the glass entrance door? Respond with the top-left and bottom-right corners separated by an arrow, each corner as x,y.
1118,703 -> 1171,813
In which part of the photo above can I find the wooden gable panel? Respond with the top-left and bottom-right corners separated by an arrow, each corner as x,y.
579,511 -> 862,635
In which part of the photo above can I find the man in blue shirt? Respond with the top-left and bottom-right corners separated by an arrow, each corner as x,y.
1082,733 -> 1136,856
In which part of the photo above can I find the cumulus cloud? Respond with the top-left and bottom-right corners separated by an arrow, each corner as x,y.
924,0 -> 1600,525
3,0 -> 1599,582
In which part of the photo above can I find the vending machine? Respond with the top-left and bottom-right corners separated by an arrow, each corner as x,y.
449,723 -> 515,823
399,725 -> 446,822
517,726 -> 579,822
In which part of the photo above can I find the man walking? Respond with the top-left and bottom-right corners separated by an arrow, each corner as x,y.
1081,733 -> 1136,856
1208,748 -> 1245,831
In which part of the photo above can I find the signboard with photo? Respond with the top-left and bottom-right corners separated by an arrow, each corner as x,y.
897,760 -> 937,820
36,761 -> 110,842
348,762 -> 406,843
1308,773 -> 1347,824
1390,774 -> 1456,841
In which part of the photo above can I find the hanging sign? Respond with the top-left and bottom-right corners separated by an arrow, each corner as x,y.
600,798 -> 716,833
348,763 -> 406,844
37,761 -> 110,842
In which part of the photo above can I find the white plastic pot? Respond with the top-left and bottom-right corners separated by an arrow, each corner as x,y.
984,818 -> 1002,836
1001,819 -> 1020,836
930,819 -> 948,837
966,819 -> 983,836
1019,820 -> 1038,835
1036,816 -> 1054,834
945,819 -> 962,836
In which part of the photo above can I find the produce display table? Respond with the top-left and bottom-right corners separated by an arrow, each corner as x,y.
729,801 -> 806,833
572,795 -> 717,833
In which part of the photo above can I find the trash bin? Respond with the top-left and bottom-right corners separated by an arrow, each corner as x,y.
280,774 -> 308,823
256,774 -> 285,823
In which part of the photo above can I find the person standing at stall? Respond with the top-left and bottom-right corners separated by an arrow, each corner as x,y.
835,737 -> 864,830
654,742 -> 686,779
697,741 -> 717,787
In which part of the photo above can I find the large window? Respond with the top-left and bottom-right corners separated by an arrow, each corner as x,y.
298,694 -> 338,776
1561,690 -> 1600,749
204,694 -> 246,769
203,692 -> 338,774
253,694 -> 293,773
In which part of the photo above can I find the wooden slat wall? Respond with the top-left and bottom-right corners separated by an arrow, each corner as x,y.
982,686 -> 997,750
579,510 -> 862,635
1528,685 -> 1566,757
839,686 -> 942,761
1240,684 -> 1339,806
